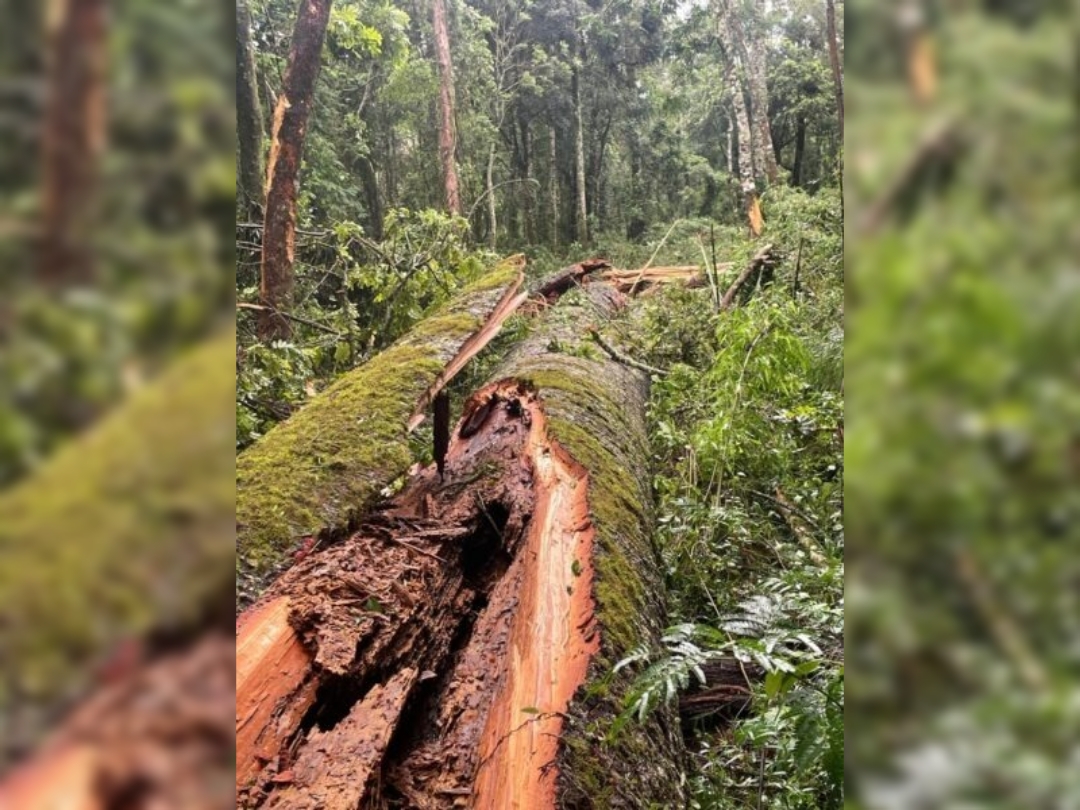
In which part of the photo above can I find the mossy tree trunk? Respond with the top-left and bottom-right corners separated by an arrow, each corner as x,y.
236,258 -> 527,607
0,329 -> 237,772
234,281 -> 686,808
259,0 -> 333,341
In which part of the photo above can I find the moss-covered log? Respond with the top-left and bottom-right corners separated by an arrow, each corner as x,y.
234,281 -> 686,808
236,256 -> 526,606
0,328 -> 236,770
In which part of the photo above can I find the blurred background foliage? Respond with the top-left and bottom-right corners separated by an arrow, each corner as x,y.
0,0 -> 234,488
845,0 -> 1080,806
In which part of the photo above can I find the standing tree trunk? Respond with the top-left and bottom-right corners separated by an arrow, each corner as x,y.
723,0 -> 777,185
39,0 -> 106,285
237,0 -> 266,217
432,0 -> 461,215
720,5 -> 763,237
486,142 -> 498,248
259,0 -> 333,342
548,124 -> 559,248
791,114 -> 806,187
825,0 -> 843,140
572,61 -> 588,245
744,49 -> 777,182
355,153 -> 383,239
0,0 -> 42,193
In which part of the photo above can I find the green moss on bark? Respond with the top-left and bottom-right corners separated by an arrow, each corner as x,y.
492,287 -> 686,807
0,328 -> 236,762
236,257 -> 524,604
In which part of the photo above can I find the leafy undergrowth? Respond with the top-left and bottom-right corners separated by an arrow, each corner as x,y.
607,186 -> 844,810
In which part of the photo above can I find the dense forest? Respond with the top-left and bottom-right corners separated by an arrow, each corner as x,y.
234,0 -> 844,808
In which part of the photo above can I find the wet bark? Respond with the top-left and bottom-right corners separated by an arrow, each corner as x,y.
39,0 -> 106,285
259,0 -> 333,342
237,0 -> 266,217
432,0 -> 461,215
234,280 -> 685,809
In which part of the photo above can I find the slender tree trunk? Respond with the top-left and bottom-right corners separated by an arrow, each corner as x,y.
825,0 -> 843,140
549,124 -> 559,249
0,0 -> 42,192
39,0 -> 106,285
237,0 -> 265,217
745,38 -> 778,184
519,112 -> 534,244
486,142 -> 498,248
572,61 -> 587,245
356,153 -> 383,239
432,0 -> 461,215
791,114 -> 806,187
259,0 -> 333,342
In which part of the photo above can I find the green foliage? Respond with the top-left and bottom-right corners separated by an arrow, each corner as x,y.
236,207 -> 495,447
845,7 -> 1080,808
602,184 -> 843,808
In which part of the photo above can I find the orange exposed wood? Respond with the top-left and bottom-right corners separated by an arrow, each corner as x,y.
407,255 -> 527,431
236,596 -> 318,793
0,743 -> 102,810
472,434 -> 598,809
748,193 -> 764,237
236,379 -> 608,808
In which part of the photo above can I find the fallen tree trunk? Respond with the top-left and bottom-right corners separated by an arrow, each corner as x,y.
236,257 -> 527,607
0,328 -> 236,772
235,284 -> 686,808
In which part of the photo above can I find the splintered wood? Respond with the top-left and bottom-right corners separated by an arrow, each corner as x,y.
235,381 -> 600,809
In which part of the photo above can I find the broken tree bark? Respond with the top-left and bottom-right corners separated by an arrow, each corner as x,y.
237,257 -> 527,607
234,284 -> 685,808
259,0 -> 333,341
